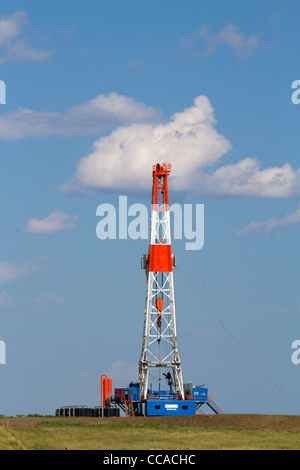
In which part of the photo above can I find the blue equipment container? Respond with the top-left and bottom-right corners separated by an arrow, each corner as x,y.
192,386 -> 208,402
146,399 -> 196,416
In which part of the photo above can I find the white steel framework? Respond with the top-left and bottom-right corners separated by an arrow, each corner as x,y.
139,163 -> 184,400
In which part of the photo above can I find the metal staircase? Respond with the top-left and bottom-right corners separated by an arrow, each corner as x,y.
124,399 -> 135,417
206,397 -> 223,414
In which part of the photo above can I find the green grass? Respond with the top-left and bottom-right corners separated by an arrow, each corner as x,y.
0,419 -> 300,450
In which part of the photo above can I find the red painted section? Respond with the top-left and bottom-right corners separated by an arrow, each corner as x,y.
149,244 -> 173,272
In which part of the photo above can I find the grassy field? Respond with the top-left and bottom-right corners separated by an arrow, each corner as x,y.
0,417 -> 300,450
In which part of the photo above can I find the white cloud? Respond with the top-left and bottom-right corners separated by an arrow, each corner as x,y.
0,39 -> 53,64
184,23 -> 262,58
201,158 -> 300,198
2,87 -> 298,199
0,11 -> 26,46
33,292 -> 66,306
0,92 -> 160,140
236,204 -> 300,236
61,95 -> 232,193
0,255 -> 50,284
0,340 -> 5,364
61,95 -> 300,199
0,11 -> 53,64
24,209 -> 78,234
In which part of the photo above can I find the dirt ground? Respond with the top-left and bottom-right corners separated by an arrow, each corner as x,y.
2,414 -> 300,432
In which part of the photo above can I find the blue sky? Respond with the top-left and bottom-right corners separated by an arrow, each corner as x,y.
0,0 -> 299,416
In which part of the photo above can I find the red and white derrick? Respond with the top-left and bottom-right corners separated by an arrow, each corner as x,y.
139,163 -> 184,400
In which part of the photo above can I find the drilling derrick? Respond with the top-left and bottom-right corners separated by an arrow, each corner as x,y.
139,163 -> 184,400
56,164 -> 224,418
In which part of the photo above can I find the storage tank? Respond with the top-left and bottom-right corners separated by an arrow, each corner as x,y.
101,374 -> 112,407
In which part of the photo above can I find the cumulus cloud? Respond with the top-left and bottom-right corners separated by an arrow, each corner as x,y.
236,204 -> 300,236
61,95 -> 300,198
0,255 -> 50,284
0,11 -> 53,64
201,158 -> 300,198
184,23 -> 262,58
61,95 -> 232,193
24,209 -> 78,234
2,87 -> 298,199
0,92 -> 160,140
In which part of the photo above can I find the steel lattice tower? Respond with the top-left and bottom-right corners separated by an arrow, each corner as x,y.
139,163 -> 184,400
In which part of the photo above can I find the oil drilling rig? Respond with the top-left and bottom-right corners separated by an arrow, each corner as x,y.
110,163 -> 222,416
56,163 -> 222,418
